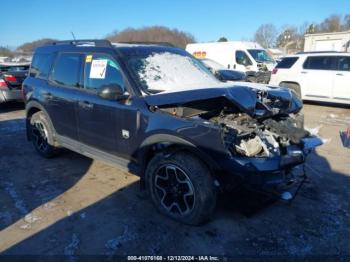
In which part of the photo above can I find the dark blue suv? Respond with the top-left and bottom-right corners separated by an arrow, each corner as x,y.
23,40 -> 322,225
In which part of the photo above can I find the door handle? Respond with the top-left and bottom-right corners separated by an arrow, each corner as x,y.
336,73 -> 343,76
42,92 -> 53,99
78,101 -> 94,109
301,71 -> 308,74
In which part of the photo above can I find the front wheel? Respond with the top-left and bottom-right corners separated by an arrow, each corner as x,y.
146,152 -> 216,225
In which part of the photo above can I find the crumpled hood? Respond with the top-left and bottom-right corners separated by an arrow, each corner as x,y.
144,84 -> 303,118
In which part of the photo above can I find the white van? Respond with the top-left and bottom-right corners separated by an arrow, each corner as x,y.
186,41 -> 276,76
269,52 -> 350,104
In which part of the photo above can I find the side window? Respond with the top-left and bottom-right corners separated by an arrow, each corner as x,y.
30,53 -> 55,79
337,56 -> 350,71
303,56 -> 335,70
236,51 -> 252,66
83,54 -> 124,92
50,53 -> 82,87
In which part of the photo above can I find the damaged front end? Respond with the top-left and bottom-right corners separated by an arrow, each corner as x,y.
145,85 -> 322,197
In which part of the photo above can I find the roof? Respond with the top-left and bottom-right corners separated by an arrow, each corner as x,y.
283,51 -> 350,58
305,30 -> 350,37
34,39 -> 179,55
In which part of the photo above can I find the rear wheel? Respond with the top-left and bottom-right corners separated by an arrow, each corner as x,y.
30,111 -> 58,158
146,151 -> 216,225
280,82 -> 301,99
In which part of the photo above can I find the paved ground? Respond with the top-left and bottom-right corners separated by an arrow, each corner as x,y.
0,101 -> 350,257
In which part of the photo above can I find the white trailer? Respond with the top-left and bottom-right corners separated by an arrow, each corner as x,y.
185,41 -> 276,74
304,31 -> 350,52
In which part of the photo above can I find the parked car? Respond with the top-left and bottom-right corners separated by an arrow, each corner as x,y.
199,58 -> 246,82
186,41 -> 275,83
0,64 -> 29,103
23,40 -> 322,225
269,52 -> 350,104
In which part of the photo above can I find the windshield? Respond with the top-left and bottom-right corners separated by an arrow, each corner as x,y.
127,51 -> 222,94
247,49 -> 275,63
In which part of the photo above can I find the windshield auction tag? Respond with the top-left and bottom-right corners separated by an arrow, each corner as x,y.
85,55 -> 93,63
90,59 -> 107,79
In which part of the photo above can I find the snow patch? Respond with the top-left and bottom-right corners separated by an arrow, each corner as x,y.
24,213 -> 41,224
105,225 -> 137,256
64,233 -> 80,256
137,52 -> 226,93
3,181 -> 28,215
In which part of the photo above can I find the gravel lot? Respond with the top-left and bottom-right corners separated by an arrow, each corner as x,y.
0,101 -> 350,257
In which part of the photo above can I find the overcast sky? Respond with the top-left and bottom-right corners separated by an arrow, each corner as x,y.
1,0 -> 349,47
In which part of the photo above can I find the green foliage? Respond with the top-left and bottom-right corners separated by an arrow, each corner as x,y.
217,37 -> 228,42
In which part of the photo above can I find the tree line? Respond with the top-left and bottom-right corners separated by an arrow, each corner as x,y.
253,14 -> 350,51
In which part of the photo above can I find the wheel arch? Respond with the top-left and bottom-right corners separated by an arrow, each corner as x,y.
137,134 -> 220,179
25,101 -> 56,142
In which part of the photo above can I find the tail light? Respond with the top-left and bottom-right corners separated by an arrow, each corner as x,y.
4,75 -> 17,82
272,68 -> 278,74
0,79 -> 8,88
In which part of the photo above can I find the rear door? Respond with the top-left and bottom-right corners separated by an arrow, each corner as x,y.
333,56 -> 350,101
47,52 -> 83,140
299,56 -> 336,99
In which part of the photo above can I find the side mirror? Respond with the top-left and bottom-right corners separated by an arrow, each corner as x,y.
98,84 -> 126,100
215,70 -> 246,82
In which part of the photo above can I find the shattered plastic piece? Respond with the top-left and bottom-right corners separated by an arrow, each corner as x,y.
281,191 -> 293,201
235,136 -> 263,157
340,127 -> 350,148
305,126 -> 322,136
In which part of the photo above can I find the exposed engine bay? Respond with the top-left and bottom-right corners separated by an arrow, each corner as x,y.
156,101 -> 310,158
209,111 -> 309,157
147,84 -> 319,159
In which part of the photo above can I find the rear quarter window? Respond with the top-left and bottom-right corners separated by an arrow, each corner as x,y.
303,56 -> 336,70
30,53 -> 55,79
275,57 -> 298,69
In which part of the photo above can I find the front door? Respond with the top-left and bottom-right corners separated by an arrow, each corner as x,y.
235,50 -> 253,72
76,53 -> 136,158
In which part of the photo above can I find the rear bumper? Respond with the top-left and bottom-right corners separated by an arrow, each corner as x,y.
0,89 -> 23,102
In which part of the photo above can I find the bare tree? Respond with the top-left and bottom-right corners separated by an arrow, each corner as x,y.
254,24 -> 278,48
106,26 -> 196,48
318,14 -> 342,32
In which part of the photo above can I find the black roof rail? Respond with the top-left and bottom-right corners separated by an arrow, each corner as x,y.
51,39 -> 112,48
116,41 -> 175,47
296,51 -> 343,54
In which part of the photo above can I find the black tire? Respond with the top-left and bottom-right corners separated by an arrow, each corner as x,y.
29,111 -> 58,158
146,151 -> 216,225
280,82 -> 301,99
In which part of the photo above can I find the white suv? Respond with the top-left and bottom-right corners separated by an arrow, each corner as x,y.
269,52 -> 350,104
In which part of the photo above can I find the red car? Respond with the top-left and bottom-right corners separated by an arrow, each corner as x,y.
0,64 -> 29,103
